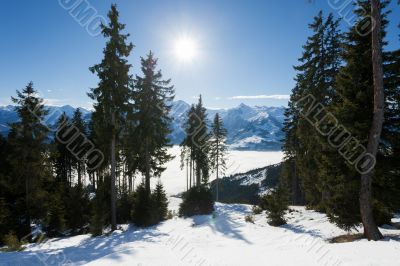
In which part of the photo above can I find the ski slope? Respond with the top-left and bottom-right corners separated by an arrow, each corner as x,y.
1,201 -> 399,266
1,148 -> 400,266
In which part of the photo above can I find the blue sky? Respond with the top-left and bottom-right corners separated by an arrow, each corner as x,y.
0,0 -> 399,109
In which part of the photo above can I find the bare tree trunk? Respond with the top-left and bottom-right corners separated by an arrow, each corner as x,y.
359,0 -> 384,241
196,161 -> 201,187
189,156 -> 192,189
128,174 -> 132,192
110,111 -> 117,231
78,162 -> 81,186
216,140 -> 219,202
186,158 -> 189,191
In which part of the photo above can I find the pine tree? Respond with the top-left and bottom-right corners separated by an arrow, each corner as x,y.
52,113 -> 73,186
209,113 -> 227,202
6,82 -> 51,239
179,185 -> 214,217
88,4 -> 134,231
71,108 -> 87,186
131,182 -> 152,227
192,96 -> 211,186
0,136 -> 14,241
282,12 -> 342,210
262,184 -> 288,226
90,176 -> 111,236
181,105 -> 197,189
359,0 -> 385,240
151,181 -> 169,222
380,31 -> 400,212
117,188 -> 134,224
131,51 -> 174,196
44,191 -> 66,237
325,0 -> 393,234
179,97 -> 214,217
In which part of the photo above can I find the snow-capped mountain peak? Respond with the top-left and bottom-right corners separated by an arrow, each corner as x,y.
0,101 -> 285,150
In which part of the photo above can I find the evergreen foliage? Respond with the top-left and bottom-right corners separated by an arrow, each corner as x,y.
151,181 -> 169,223
261,185 -> 288,226
209,113 -> 228,201
7,82 -> 50,239
2,232 -> 23,252
88,4 -> 134,231
131,51 -> 174,195
131,181 -> 169,227
131,182 -> 153,227
179,186 -> 215,217
90,177 -> 111,236
180,96 -> 211,189
282,1 -> 400,232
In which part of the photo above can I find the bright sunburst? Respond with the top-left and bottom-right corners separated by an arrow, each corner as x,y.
173,36 -> 198,63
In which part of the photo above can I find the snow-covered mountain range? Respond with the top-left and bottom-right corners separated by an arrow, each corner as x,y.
0,101 -> 285,150
210,163 -> 283,204
170,100 -> 285,150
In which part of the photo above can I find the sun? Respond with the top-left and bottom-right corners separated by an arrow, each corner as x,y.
173,36 -> 198,62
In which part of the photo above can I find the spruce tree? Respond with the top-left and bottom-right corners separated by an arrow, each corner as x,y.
151,181 -> 169,222
192,96 -> 211,186
179,97 -> 214,217
52,113 -> 73,186
282,12 -> 342,210
7,82 -> 50,239
325,0 -> 393,234
359,0 -> 385,240
0,135 -> 14,241
131,51 -> 174,196
209,113 -> 227,201
180,105 -> 197,189
90,176 -> 111,236
262,184 -> 288,226
131,182 -> 152,227
71,108 -> 87,186
44,191 -> 66,237
380,31 -> 400,213
88,4 -> 133,231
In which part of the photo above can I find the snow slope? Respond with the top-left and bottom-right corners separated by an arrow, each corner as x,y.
2,202 -> 399,266
159,146 -> 283,196
1,149 -> 399,266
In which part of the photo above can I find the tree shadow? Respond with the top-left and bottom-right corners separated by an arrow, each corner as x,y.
1,225 -> 168,265
281,223 -> 324,239
190,203 -> 253,244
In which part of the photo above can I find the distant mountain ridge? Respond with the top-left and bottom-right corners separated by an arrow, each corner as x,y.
0,101 -> 285,150
210,163 -> 283,204
169,100 -> 285,150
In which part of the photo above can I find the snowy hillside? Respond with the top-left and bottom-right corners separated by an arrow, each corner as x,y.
159,146 -> 284,196
2,201 -> 399,266
1,148 -> 399,265
0,101 -> 285,150
208,163 -> 283,204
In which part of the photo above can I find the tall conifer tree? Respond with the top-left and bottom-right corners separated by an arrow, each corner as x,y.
210,113 -> 227,201
88,4 -> 133,231
132,51 -> 174,195
7,82 -> 50,238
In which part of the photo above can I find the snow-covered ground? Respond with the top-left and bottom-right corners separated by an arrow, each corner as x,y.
1,200 -> 399,266
2,148 -> 400,266
159,146 -> 284,196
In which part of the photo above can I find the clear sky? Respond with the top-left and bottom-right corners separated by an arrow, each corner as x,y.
0,0 -> 399,109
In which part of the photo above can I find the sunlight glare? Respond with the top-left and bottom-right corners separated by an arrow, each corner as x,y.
174,36 -> 198,62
